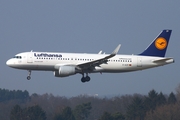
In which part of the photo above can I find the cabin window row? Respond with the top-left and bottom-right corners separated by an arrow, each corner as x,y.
35,57 -> 94,61
35,57 -> 132,62
108,59 -> 132,62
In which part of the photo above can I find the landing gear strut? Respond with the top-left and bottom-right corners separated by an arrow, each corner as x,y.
81,73 -> 90,83
27,70 -> 31,80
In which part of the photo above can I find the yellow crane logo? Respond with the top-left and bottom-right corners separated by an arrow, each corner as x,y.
155,37 -> 167,50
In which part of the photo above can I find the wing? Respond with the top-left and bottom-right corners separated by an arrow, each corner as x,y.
77,44 -> 121,70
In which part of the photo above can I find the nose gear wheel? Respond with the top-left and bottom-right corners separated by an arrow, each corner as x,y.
27,70 -> 31,80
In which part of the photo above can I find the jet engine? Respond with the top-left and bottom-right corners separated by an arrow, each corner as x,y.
54,66 -> 76,77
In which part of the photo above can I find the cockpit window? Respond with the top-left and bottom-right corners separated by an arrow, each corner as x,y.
13,56 -> 22,59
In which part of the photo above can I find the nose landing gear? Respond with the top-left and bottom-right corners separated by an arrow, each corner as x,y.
27,70 -> 31,80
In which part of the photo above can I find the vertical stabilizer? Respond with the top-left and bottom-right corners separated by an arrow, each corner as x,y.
139,30 -> 172,57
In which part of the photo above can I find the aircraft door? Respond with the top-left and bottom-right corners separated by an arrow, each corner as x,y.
137,57 -> 142,67
27,52 -> 33,63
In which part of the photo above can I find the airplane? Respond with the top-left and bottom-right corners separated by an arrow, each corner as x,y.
6,30 -> 174,83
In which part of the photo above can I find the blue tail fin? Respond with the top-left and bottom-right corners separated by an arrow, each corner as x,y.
139,30 -> 172,57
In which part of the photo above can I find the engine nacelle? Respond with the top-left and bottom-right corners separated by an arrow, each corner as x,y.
54,66 -> 76,77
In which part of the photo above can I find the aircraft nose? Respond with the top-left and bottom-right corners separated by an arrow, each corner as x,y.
6,59 -> 13,67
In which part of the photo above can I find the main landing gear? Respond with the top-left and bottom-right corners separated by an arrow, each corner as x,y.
27,70 -> 31,80
81,73 -> 90,83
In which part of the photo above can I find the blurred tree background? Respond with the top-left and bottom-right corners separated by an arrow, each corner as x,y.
0,84 -> 180,120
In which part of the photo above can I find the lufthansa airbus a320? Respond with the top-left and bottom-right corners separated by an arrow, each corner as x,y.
6,30 -> 174,82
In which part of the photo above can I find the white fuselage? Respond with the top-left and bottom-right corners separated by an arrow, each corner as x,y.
6,52 -> 174,73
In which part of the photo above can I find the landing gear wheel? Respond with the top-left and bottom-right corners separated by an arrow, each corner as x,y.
81,77 -> 86,83
85,76 -> 90,82
81,76 -> 91,83
27,70 -> 31,80
27,76 -> 31,80
81,73 -> 91,83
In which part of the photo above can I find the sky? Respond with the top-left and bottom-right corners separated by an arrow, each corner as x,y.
0,1 -> 180,97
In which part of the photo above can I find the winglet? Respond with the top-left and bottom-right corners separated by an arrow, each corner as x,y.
111,44 -> 121,55
98,50 -> 103,54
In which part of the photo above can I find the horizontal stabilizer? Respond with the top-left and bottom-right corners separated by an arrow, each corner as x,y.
152,58 -> 174,63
